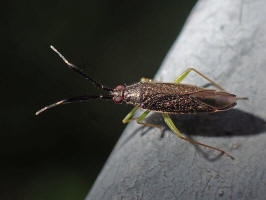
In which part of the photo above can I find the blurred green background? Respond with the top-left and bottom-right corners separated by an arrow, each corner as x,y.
2,1 -> 196,199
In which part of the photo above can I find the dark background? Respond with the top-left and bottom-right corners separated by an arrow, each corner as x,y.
2,1 -> 196,199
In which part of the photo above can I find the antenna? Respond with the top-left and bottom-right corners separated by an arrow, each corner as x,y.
36,95 -> 112,115
50,45 -> 112,92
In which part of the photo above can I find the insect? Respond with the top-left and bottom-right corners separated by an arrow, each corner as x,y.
36,45 -> 247,159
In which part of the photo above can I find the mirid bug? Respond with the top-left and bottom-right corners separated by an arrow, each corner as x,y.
36,45 -> 247,159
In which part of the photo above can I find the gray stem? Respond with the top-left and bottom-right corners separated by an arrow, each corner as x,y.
86,0 -> 266,199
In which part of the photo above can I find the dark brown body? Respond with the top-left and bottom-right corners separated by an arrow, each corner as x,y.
122,82 -> 236,114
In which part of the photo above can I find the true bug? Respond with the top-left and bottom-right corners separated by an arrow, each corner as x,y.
36,45 -> 247,159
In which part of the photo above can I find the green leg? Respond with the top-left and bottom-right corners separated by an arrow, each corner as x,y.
123,109 -> 162,130
174,67 -> 225,90
122,106 -> 139,124
122,108 -> 151,126
164,68 -> 233,159
162,113 -> 234,159
135,110 -> 161,129
135,110 -> 150,122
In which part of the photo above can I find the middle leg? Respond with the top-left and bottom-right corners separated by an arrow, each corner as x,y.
124,110 -> 162,129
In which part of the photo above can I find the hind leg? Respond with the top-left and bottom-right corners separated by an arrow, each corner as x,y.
161,113 -> 234,159
174,67 -> 225,90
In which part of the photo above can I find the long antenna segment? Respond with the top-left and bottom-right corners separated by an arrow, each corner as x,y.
50,45 -> 112,92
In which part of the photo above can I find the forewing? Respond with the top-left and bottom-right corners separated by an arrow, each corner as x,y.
139,93 -> 215,114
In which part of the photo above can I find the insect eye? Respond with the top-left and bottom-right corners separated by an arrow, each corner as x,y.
113,96 -> 123,104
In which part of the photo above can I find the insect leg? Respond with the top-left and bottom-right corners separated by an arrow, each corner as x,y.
127,110 -> 163,133
123,110 -> 162,132
162,113 -> 234,159
174,68 -> 225,90
122,106 -> 140,124
135,110 -> 161,130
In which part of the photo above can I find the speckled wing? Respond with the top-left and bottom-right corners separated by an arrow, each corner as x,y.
123,82 -> 236,114
138,93 -> 215,114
